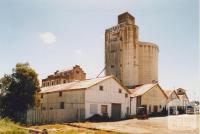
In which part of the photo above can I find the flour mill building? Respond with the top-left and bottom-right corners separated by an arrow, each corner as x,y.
105,12 -> 159,87
26,12 -> 189,124
42,65 -> 86,87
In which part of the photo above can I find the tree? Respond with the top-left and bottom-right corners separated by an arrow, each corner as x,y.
0,63 -> 40,122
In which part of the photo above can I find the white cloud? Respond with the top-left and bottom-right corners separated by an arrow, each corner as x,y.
40,32 -> 56,44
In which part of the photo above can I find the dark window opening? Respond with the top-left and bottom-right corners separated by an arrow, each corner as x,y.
42,83 -> 45,87
59,91 -> 62,97
99,86 -> 104,91
60,102 -> 64,109
125,93 -> 128,98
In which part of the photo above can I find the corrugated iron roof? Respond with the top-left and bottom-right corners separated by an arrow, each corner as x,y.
129,84 -> 157,97
178,94 -> 189,101
40,76 -> 113,94
163,89 -> 174,97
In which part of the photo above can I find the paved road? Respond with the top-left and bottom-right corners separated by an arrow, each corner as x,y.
73,115 -> 200,134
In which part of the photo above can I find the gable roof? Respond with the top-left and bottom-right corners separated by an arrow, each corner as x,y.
163,89 -> 179,99
129,84 -> 156,97
175,88 -> 189,100
129,83 -> 168,98
178,94 -> 189,101
40,75 -> 130,94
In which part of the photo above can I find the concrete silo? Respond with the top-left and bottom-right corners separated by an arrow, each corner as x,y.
105,12 -> 158,87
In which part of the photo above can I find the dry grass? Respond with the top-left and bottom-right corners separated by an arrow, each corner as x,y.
30,123 -> 123,134
0,118 -> 28,134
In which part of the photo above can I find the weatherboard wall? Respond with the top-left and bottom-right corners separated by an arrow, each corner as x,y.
85,78 -> 130,119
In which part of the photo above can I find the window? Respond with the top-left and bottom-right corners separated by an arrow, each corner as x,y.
90,104 -> 98,114
111,65 -> 114,68
125,93 -> 128,98
171,93 -> 176,99
119,89 -> 122,93
60,102 -> 64,109
41,94 -> 43,98
59,91 -> 62,97
101,105 -> 108,115
99,86 -> 103,91
42,83 -> 45,87
41,103 -> 46,110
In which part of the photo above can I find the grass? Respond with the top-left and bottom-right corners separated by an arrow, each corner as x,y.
0,118 -> 123,134
0,118 -> 28,134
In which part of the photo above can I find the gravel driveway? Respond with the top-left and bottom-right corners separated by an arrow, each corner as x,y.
73,115 -> 199,134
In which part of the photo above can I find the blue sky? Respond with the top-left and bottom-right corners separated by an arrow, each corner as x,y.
0,0 -> 199,100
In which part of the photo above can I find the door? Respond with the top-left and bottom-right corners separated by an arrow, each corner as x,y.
101,105 -> 108,116
154,105 -> 158,113
111,103 -> 121,120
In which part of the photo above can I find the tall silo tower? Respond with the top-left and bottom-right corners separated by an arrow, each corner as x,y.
138,42 -> 159,84
105,12 -> 139,87
105,12 -> 159,87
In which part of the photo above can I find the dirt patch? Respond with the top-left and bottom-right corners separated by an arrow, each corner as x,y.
71,115 -> 199,134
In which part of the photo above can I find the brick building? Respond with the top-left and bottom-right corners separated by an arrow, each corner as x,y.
42,65 -> 86,87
